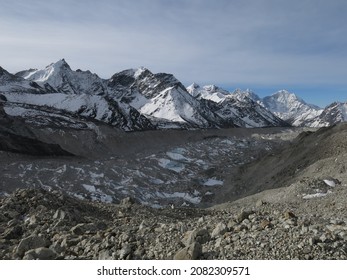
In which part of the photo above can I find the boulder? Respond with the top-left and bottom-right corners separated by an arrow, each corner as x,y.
23,247 -> 58,260
53,209 -> 66,220
174,242 -> 202,260
16,235 -> 49,257
119,244 -> 132,259
211,223 -> 227,238
182,228 -> 210,246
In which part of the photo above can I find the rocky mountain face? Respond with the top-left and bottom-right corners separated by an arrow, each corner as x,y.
0,59 -> 293,132
0,94 -> 73,156
108,68 -> 232,129
0,66 -> 46,95
2,59 -> 347,129
10,60 -> 154,132
187,84 -> 288,128
16,59 -> 108,96
304,102 -> 347,127
187,85 -> 325,127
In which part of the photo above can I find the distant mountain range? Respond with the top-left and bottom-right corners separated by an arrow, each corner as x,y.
0,59 -> 346,131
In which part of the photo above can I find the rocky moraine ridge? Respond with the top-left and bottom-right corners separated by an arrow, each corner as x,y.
1,122 -> 347,260
0,185 -> 346,260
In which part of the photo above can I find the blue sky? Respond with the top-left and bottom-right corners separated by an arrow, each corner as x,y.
0,0 -> 346,107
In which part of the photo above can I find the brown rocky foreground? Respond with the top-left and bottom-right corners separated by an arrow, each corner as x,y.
0,184 -> 346,260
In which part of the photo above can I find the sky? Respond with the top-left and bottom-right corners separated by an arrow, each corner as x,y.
0,0 -> 346,107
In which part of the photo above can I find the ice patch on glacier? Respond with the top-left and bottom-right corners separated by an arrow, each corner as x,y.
158,158 -> 185,173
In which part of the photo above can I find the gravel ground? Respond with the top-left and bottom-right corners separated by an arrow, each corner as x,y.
1,124 -> 347,260
0,180 -> 346,260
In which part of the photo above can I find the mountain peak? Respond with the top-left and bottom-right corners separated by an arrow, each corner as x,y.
201,85 -> 231,97
231,89 -> 261,103
271,90 -> 304,104
0,66 -> 8,75
0,66 -> 21,82
21,59 -> 72,84
114,67 -> 151,79
272,89 -> 295,97
49,58 -> 71,70
186,83 -> 200,92
186,83 -> 201,98
188,82 -> 200,89
261,90 -> 323,126
0,66 -> 15,77
134,67 -> 151,78
203,85 -> 219,92
275,89 -> 290,94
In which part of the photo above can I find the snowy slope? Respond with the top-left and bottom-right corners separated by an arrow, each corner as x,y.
261,90 -> 323,126
232,88 -> 261,103
7,61 -> 154,131
304,102 -> 347,127
187,84 -> 288,127
217,94 -> 288,128
4,59 -> 343,130
4,92 -> 112,120
140,86 -> 212,127
17,59 -> 108,96
109,69 -> 231,128
187,83 -> 229,103
0,66 -> 46,94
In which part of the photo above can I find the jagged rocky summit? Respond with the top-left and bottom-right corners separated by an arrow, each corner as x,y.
1,59 -> 346,130
1,59 -> 287,131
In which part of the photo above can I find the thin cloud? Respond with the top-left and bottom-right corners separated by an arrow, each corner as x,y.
0,0 -> 346,103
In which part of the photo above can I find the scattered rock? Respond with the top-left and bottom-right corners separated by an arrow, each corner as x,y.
53,209 -> 66,220
0,187 -> 347,260
182,229 -> 210,246
174,242 -> 202,260
284,211 -> 297,220
256,199 -> 264,208
16,235 -> 49,257
2,225 -> 23,240
98,250 -> 113,260
23,247 -> 58,260
119,244 -> 132,259
120,197 -> 136,207
260,220 -> 271,229
236,210 -> 253,223
211,223 -> 227,239
70,223 -> 97,235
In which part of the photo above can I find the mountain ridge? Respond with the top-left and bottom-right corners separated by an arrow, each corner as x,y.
1,59 -> 346,129
1,59 -> 287,131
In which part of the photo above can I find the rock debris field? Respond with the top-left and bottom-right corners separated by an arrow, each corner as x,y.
1,124 -> 347,260
0,186 -> 346,260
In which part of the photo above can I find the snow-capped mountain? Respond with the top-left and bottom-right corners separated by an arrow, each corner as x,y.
2,60 -> 154,131
232,88 -> 261,103
187,84 -> 230,103
261,90 -> 323,126
108,68 -> 231,128
304,102 -> 347,127
16,59 -> 108,96
187,84 -> 288,128
0,66 -> 46,94
3,59 -> 342,131
3,60 -> 231,130
217,95 -> 288,128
